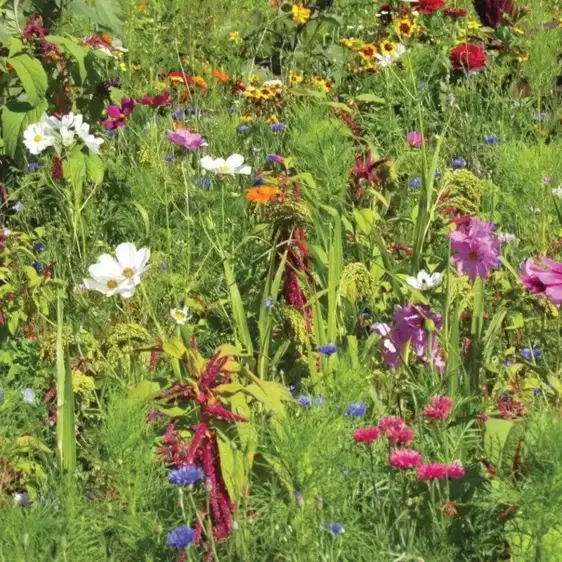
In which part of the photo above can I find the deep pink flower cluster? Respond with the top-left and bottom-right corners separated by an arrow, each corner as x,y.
353,426 -> 380,444
389,448 -> 422,469
520,257 -> 562,305
424,396 -> 454,420
449,218 -> 501,281
416,461 -> 465,481
378,416 -> 415,446
372,304 -> 444,370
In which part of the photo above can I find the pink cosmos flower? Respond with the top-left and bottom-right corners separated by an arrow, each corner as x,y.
353,426 -> 381,444
424,396 -> 454,420
416,462 -> 448,481
519,257 -> 562,305
449,218 -> 501,281
446,461 -> 465,480
389,449 -> 422,469
102,97 -> 135,130
167,129 -> 208,150
407,131 -> 424,148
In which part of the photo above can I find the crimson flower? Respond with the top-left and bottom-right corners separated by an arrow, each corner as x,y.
353,427 -> 380,444
137,91 -> 171,108
444,7 -> 467,17
102,97 -> 135,130
450,43 -> 487,72
474,0 -> 517,28
389,449 -> 422,469
417,0 -> 446,15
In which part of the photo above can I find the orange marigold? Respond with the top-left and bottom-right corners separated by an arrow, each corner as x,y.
245,186 -> 280,204
212,69 -> 230,83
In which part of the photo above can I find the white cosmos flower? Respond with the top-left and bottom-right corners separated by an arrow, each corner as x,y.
170,307 -> 189,325
200,154 -> 252,175
375,43 -> 406,68
406,270 -> 443,291
74,114 -> 104,153
23,122 -> 55,155
83,242 -> 150,299
59,126 -> 75,147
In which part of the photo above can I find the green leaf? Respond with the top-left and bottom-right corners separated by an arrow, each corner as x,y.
217,432 -> 241,500
354,93 -> 386,104
7,53 -> 48,106
45,35 -> 91,83
69,0 -> 123,34
130,380 -> 160,402
85,150 -> 105,184
63,147 -> 87,193
2,99 -> 48,159
353,208 -> 376,235
163,339 -> 187,359
244,382 -> 291,417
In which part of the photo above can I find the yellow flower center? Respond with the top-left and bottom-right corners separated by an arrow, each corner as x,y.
175,312 -> 186,320
107,279 -> 118,289
34,135 -> 43,142
218,164 -> 231,173
122,267 -> 134,278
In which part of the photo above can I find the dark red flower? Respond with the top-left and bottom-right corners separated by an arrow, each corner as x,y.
473,0 -> 518,29
417,0 -> 446,15
450,43 -> 487,72
137,91 -> 171,108
444,7 -> 467,17
51,158 -> 63,181
22,14 -> 46,41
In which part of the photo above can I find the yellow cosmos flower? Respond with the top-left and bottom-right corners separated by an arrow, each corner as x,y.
229,31 -> 242,43
291,4 -> 311,24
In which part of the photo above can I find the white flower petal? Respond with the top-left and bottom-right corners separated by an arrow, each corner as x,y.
115,242 -> 137,269
235,165 -> 252,175
226,154 -> 245,169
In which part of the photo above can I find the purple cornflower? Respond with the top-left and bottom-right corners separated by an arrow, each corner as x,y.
166,129 -> 208,150
435,169 -> 442,179
410,177 -> 422,189
449,218 -> 501,280
102,97 -> 135,129
32,261 -> 42,273
533,112 -> 547,122
521,347 -> 541,360
451,157 -> 467,169
317,343 -> 338,356
266,154 -> 284,164
165,155 -> 175,162
167,526 -> 195,548
298,395 -> 312,407
346,402 -> 367,417
238,124 -> 249,133
171,109 -> 184,120
484,135 -> 500,144
168,466 -> 204,486
33,242 -> 46,252
407,131 -> 424,148
270,122 -> 285,132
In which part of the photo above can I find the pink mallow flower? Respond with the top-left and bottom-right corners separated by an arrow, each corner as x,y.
407,131 -> 424,148
519,256 -> 562,305
353,426 -> 380,444
424,396 -> 454,420
102,97 -> 135,129
167,129 -> 208,150
389,448 -> 423,469
449,218 -> 501,281
379,416 -> 415,446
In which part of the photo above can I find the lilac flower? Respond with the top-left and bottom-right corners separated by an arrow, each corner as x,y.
317,343 -> 338,356
322,522 -> 345,535
168,466 -> 204,486
346,402 -> 367,417
167,526 -> 195,548
451,158 -> 467,169
166,129 -> 208,150
449,218 -> 501,280
410,177 -> 422,189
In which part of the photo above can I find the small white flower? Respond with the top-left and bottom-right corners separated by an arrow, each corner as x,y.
498,232 -> 517,244
83,242 -> 150,299
171,307 -> 189,325
262,79 -> 283,88
553,185 -> 562,199
59,126 -> 75,147
375,43 -> 406,68
200,154 -> 252,175
74,114 -> 103,153
406,270 -> 443,291
111,38 -> 128,53
60,112 -> 76,129
23,122 -> 55,155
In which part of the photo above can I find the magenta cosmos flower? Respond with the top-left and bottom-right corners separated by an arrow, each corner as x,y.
353,427 -> 380,444
167,129 -> 208,150
424,396 -> 454,420
520,257 -> 562,305
389,449 -> 422,469
449,218 -> 501,280
407,131 -> 424,148
102,97 -> 135,130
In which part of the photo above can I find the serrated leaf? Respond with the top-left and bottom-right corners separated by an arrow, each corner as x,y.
8,53 -> 48,106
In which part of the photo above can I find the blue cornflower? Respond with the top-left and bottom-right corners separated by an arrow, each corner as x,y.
22,388 -> 34,404
521,347 -> 541,360
504,361 -> 512,367
322,522 -> 345,536
165,155 -> 175,162
27,162 -> 40,170
533,112 -> 547,122
293,490 -> 304,506
168,466 -> 204,486
32,261 -> 42,273
484,135 -> 500,144
33,242 -> 46,253
197,177 -> 211,189
187,106 -> 201,115
254,176 -> 265,186
451,158 -> 467,169
317,343 -> 338,356
0,388 -> 4,405
171,109 -> 184,121
298,395 -> 312,407
346,402 -> 367,417
264,296 -> 274,309
410,177 -> 422,189
270,122 -> 285,132
238,124 -> 249,134
106,129 -> 117,137
167,526 -> 195,548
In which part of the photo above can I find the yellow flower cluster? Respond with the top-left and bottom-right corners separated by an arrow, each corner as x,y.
243,85 -> 283,100
291,4 -> 311,24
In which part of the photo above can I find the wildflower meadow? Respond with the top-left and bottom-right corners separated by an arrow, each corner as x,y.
1,0 -> 562,560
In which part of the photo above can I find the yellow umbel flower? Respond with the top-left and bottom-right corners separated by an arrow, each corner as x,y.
291,4 -> 311,24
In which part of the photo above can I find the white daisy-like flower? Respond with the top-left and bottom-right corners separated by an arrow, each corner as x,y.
375,43 -> 407,68
74,114 -> 104,153
406,270 -> 443,291
170,307 -> 189,325
200,154 -> 251,175
59,126 -> 75,147
23,122 -> 55,155
83,242 -> 150,299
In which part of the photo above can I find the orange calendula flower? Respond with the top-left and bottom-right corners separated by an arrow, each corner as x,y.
213,69 -> 230,82
291,4 -> 311,24
192,75 -> 208,88
245,186 -> 280,204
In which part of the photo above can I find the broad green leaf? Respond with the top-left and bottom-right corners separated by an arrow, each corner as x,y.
353,208 -> 376,235
217,433 -> 241,500
45,35 -> 91,83
2,99 -> 48,159
69,0 -> 123,34
130,380 -> 161,402
163,339 -> 187,359
8,53 -> 48,106
85,150 -> 105,184
354,93 -> 386,104
159,406 -> 188,417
